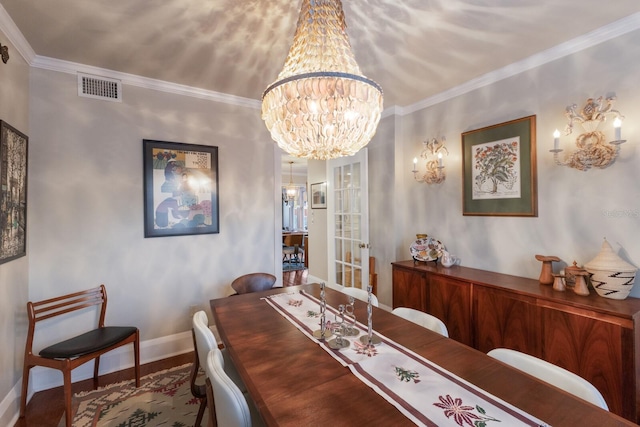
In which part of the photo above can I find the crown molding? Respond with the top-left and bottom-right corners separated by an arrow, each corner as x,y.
31,55 -> 262,109
402,12 -> 640,115
0,4 -> 35,63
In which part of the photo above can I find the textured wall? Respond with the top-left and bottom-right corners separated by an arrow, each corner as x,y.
27,68 -> 278,347
0,27 -> 29,426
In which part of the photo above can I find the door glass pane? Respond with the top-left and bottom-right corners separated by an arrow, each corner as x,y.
335,262 -> 343,286
352,215 -> 361,240
343,165 -> 351,188
351,188 -> 361,213
335,190 -> 343,213
354,244 -> 362,267
343,189 -> 351,214
343,215 -> 351,238
335,238 -> 343,262
354,267 -> 362,288
352,163 -> 360,188
335,214 -> 342,236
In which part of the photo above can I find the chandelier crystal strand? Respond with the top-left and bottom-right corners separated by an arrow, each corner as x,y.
262,0 -> 383,160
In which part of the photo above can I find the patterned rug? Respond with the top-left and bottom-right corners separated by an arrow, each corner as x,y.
283,262 -> 306,272
59,363 -> 205,427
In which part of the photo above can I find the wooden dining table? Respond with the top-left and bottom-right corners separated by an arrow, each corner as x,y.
210,283 -> 637,426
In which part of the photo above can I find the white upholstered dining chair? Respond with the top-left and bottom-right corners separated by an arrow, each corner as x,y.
487,348 -> 609,410
340,286 -> 379,307
391,307 -> 449,337
205,348 -> 265,427
192,310 -> 246,425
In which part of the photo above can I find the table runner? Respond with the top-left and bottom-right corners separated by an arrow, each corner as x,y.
263,290 -> 550,427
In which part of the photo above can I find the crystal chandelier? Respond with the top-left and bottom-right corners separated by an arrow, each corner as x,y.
261,0 -> 383,160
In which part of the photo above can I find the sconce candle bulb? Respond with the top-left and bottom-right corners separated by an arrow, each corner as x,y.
553,129 -> 560,150
613,117 -> 622,141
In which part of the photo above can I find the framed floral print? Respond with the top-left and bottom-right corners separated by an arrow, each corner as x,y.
462,115 -> 537,216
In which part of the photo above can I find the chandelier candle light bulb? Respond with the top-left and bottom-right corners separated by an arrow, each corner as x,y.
553,129 -> 560,150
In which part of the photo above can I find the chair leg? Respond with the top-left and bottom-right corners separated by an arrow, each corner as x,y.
63,368 -> 73,427
93,355 -> 101,389
19,363 -> 32,418
205,377 -> 217,427
134,332 -> 141,387
195,397 -> 207,427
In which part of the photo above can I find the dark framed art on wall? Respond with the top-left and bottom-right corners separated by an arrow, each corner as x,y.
143,139 -> 219,237
0,121 -> 28,264
310,182 -> 327,209
462,115 -> 538,217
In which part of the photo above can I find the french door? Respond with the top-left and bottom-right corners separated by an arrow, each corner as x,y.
327,149 -> 369,289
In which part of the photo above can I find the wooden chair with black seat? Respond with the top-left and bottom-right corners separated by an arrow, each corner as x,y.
20,285 -> 140,427
230,273 -> 277,295
282,233 -> 304,265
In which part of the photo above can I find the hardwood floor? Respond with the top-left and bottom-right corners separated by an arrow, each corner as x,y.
15,352 -> 193,427
283,267 -> 308,286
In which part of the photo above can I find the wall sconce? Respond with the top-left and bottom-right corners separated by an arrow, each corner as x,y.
550,96 -> 626,171
412,137 -> 448,184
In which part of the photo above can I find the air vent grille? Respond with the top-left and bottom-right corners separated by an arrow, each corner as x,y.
77,73 -> 122,102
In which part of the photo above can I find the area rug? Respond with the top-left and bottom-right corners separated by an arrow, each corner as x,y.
283,263 -> 306,272
59,363 -> 205,427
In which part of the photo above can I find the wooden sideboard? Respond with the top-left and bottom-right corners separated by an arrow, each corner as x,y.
392,260 -> 640,423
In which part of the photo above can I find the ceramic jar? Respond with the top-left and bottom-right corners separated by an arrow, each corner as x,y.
584,238 -> 637,300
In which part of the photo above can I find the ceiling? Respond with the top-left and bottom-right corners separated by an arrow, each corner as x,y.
1,1 -> 639,174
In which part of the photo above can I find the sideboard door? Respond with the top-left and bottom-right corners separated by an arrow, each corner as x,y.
474,285 -> 539,357
392,266 -> 427,311
540,303 -> 634,420
428,275 -> 473,346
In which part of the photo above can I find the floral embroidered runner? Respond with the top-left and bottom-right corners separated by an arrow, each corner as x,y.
263,290 -> 550,427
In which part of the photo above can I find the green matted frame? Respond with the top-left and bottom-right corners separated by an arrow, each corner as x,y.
462,115 -> 537,217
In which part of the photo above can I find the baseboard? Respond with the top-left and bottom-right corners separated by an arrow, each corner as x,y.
1,330 -> 193,424
0,381 -> 19,427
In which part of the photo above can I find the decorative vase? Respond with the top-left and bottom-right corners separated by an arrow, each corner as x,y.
584,238 -> 637,300
535,255 -> 560,285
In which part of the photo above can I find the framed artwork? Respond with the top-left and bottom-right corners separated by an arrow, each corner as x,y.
143,139 -> 219,237
310,182 -> 327,209
462,115 -> 537,217
0,121 -> 28,264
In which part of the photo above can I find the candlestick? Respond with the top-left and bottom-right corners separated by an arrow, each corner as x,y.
412,157 -> 418,172
313,282 -> 332,339
437,152 -> 443,168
